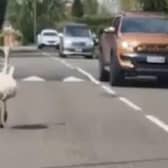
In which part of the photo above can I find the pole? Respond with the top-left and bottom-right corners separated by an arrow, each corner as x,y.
33,0 -> 37,43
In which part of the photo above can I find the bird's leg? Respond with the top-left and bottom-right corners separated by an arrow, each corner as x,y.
4,100 -> 8,123
0,100 -> 4,128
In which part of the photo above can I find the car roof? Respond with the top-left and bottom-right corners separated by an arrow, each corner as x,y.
117,11 -> 166,19
41,29 -> 58,33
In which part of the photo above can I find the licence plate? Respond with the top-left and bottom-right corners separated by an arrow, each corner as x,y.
75,48 -> 82,52
147,56 -> 166,63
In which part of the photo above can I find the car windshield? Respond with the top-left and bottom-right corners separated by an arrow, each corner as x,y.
121,17 -> 168,33
43,32 -> 57,36
65,26 -> 90,37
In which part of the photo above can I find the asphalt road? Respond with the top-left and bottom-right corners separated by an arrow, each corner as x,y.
1,49 -> 168,168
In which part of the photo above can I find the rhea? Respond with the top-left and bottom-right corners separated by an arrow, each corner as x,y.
0,47 -> 17,128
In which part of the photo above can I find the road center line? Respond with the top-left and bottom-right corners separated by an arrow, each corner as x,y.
41,53 -> 168,134
48,54 -> 144,113
60,60 -> 75,69
76,67 -> 100,85
48,55 -> 75,70
146,115 -> 168,132
101,85 -> 116,96
119,97 -> 142,111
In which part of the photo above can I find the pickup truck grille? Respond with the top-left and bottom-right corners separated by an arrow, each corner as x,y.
135,44 -> 168,54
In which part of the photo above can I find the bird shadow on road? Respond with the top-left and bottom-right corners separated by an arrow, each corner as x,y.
11,124 -> 48,130
11,122 -> 66,130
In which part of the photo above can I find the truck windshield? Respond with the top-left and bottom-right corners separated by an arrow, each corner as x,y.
121,17 -> 168,33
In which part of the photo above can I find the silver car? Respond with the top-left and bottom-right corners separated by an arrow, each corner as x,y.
59,24 -> 95,58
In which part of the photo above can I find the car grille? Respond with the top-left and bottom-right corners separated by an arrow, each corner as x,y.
72,42 -> 86,47
135,44 -> 168,54
48,41 -> 56,43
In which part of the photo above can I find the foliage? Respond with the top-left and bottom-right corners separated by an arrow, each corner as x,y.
0,0 -> 7,29
121,0 -> 140,10
57,16 -> 114,35
72,0 -> 84,18
139,0 -> 168,12
7,0 -> 65,43
83,0 -> 98,16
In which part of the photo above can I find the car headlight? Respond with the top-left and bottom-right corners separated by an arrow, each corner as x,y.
121,41 -> 138,52
64,39 -> 72,46
86,40 -> 94,47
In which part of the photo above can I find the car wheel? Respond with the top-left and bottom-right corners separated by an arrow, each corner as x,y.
38,45 -> 43,49
85,55 -> 93,59
60,52 -> 67,58
110,51 -> 125,86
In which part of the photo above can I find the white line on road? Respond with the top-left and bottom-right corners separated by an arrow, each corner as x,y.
146,115 -> 168,133
101,85 -> 116,96
47,54 -> 144,113
59,60 -> 75,69
119,97 -> 142,111
22,76 -> 46,82
76,67 -> 100,85
63,76 -> 84,82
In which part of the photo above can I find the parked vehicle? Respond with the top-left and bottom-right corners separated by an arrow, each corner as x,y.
99,12 -> 168,85
37,29 -> 60,49
59,23 -> 94,58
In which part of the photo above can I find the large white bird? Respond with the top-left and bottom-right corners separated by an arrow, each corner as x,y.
0,47 -> 17,128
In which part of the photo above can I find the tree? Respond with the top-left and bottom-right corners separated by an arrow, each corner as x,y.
121,0 -> 140,11
72,0 -> 84,17
139,0 -> 168,12
7,0 -> 65,43
0,0 -> 7,28
83,0 -> 98,16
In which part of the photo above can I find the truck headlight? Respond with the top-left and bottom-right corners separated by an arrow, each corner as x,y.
121,41 -> 138,52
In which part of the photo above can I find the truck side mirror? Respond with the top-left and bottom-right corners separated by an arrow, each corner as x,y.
104,26 -> 115,33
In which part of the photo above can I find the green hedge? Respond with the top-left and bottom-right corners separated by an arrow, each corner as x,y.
57,16 -> 114,34
76,16 -> 114,34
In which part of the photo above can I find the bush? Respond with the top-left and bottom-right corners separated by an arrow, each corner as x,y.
75,16 -> 114,33
57,16 -> 114,35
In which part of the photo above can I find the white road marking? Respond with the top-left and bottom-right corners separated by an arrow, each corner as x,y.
146,115 -> 168,132
22,76 -> 46,82
46,54 -> 145,113
63,76 -> 84,82
76,67 -> 100,85
101,85 -> 116,96
119,97 -> 142,111
60,60 -> 75,69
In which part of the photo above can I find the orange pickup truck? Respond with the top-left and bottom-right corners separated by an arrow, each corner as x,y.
99,12 -> 168,85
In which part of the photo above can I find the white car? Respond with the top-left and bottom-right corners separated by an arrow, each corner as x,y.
37,29 -> 60,49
